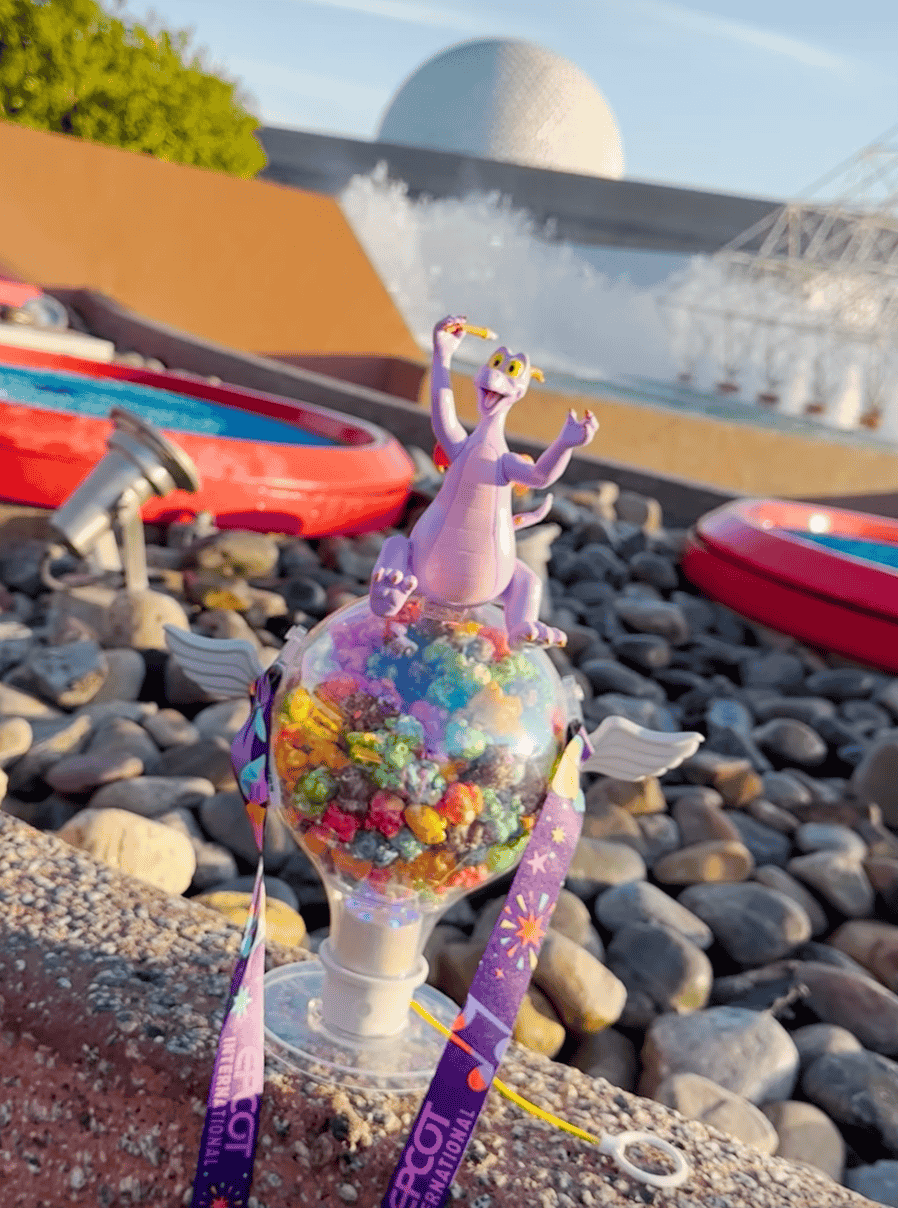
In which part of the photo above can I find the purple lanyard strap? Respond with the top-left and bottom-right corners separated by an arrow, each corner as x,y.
190,671 -> 277,1208
192,673 -> 587,1208
381,734 -> 586,1208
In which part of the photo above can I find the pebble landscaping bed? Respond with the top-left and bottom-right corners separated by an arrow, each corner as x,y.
4,467 -> 898,1205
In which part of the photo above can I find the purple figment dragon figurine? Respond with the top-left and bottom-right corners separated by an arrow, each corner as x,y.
370,315 -> 598,647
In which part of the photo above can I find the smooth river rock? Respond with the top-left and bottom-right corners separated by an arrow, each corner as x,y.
640,1006 -> 799,1104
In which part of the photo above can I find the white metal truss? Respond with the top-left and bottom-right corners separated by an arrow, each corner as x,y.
659,125 -> 898,432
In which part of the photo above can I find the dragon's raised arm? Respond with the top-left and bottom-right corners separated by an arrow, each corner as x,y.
430,315 -> 472,463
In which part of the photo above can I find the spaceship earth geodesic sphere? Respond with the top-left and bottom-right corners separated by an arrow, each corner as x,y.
377,38 -> 624,180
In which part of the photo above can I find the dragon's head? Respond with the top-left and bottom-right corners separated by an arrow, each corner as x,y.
474,347 -> 544,419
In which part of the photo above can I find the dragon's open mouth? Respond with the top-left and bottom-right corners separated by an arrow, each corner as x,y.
481,389 -> 506,409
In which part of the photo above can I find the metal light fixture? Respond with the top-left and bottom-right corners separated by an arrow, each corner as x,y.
49,406 -> 200,591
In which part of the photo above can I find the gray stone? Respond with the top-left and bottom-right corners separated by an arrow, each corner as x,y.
740,653 -> 805,693
606,922 -> 713,1026
806,668 -> 878,700
76,700 -> 158,725
628,550 -> 678,591
189,529 -> 280,578
141,709 -> 200,749
567,1028 -> 637,1090
672,794 -> 742,845
104,588 -> 191,651
678,882 -> 811,965
609,634 -> 671,673
7,713 -> 92,795
788,850 -> 875,917
532,930 -> 627,1034
762,770 -> 814,811
726,811 -> 793,866
752,696 -> 837,727
653,840 -> 754,886
193,698 -> 251,743
190,841 -> 240,891
803,1050 -> 898,1155
595,881 -> 713,949
587,693 -> 677,732
791,1022 -> 863,1071
613,598 -> 689,645
640,1006 -> 799,1103
796,961 -> 898,1055
846,1161 -> 898,1205
680,751 -> 764,806
200,790 -> 297,871
636,813 -> 681,864
0,682 -> 59,718
87,718 -> 160,766
25,640 -> 108,707
842,699 -> 892,733
578,659 -> 665,701
150,737 -> 236,789
0,717 -> 32,766
752,719 -> 827,767
853,737 -> 898,826
796,822 -> 868,858
761,1099 -> 845,1180
87,648 -> 146,703
45,750 -> 144,795
745,796 -> 800,834
564,837 -> 646,898
89,775 -> 215,817
655,1073 -> 778,1153
753,865 -> 829,937
44,584 -> 117,644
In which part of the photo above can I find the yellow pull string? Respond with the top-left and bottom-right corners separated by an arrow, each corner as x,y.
409,999 -> 601,1146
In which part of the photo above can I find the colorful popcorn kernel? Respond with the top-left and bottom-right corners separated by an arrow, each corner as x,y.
391,827 -> 425,861
300,767 -> 337,804
321,803 -> 359,843
438,781 -> 484,826
332,848 -> 373,881
403,804 -> 447,845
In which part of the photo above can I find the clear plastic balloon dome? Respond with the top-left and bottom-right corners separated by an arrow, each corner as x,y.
270,596 -> 567,912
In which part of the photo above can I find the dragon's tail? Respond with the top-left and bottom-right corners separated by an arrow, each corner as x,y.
513,494 -> 553,529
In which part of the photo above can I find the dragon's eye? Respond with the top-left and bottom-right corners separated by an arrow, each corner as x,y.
489,352 -> 504,369
506,359 -> 523,378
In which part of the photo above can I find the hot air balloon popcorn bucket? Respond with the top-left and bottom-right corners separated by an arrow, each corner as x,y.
263,596 -> 569,1089
165,315 -> 703,1107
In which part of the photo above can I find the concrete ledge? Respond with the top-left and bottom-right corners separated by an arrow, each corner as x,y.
0,813 -> 868,1207
0,323 -> 114,361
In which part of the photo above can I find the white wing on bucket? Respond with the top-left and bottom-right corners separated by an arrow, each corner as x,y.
164,625 -> 263,700
582,716 -> 703,781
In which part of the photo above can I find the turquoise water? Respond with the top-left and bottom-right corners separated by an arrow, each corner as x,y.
787,530 -> 898,571
0,363 -> 336,447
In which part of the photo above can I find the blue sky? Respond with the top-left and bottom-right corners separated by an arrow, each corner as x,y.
140,0 -> 897,200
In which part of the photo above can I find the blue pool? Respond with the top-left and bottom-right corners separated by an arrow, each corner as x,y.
789,530 -> 898,571
0,363 -> 336,447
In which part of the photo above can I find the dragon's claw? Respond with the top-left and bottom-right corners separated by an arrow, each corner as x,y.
508,621 -> 568,650
370,569 -> 418,617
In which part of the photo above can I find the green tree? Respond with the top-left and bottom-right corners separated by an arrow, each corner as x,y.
0,0 -> 266,177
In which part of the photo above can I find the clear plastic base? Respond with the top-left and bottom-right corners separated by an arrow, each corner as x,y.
264,961 -> 460,1092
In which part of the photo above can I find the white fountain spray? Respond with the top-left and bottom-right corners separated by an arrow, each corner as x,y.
339,163 -> 674,383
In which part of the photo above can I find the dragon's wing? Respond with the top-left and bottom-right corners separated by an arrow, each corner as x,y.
582,715 -> 703,780
163,625 -> 263,700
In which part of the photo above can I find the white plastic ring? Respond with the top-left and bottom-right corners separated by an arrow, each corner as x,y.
598,1131 -> 691,1189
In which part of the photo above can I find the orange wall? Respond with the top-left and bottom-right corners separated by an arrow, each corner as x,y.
433,370 -> 898,497
0,122 -> 421,361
